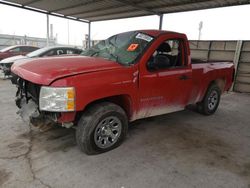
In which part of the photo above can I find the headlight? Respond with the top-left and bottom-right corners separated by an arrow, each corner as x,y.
39,87 -> 75,112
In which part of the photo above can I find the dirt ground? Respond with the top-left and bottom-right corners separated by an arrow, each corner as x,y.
0,78 -> 250,188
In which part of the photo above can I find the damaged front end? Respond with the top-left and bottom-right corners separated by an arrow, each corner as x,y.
0,63 -> 12,77
12,75 -> 60,131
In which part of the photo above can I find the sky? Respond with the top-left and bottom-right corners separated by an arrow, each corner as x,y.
0,3 -> 250,46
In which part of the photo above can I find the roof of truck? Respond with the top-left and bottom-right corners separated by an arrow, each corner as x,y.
139,30 -> 183,37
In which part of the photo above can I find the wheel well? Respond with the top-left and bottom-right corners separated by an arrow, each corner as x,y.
199,78 -> 225,103
210,78 -> 226,92
75,95 -> 133,122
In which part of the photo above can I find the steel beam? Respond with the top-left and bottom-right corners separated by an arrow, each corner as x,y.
88,22 -> 91,48
159,14 -> 163,30
46,14 -> 49,46
232,40 -> 243,91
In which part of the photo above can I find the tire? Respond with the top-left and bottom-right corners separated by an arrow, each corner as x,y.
197,84 -> 221,115
76,102 -> 128,155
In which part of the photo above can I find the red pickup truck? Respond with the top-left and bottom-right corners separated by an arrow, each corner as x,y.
11,30 -> 234,154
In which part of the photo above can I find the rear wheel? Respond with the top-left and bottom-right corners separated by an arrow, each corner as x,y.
76,102 -> 128,155
197,84 -> 221,115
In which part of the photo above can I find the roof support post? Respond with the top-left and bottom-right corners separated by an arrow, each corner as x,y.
232,40 -> 243,91
88,21 -> 91,48
159,14 -> 163,30
67,20 -> 70,45
46,14 -> 49,46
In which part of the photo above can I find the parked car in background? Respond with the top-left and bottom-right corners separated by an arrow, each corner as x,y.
0,46 -> 83,76
0,45 -> 39,61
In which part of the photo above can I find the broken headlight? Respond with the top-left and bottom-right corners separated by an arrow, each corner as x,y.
39,87 -> 75,112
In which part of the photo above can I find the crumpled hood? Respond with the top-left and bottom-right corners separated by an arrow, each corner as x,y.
1,55 -> 27,64
11,56 -> 122,85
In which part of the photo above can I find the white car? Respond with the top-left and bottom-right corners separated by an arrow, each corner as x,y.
0,46 -> 83,77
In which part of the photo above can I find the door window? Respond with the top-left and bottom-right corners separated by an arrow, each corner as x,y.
9,47 -> 20,53
56,49 -> 65,55
20,46 -> 31,52
44,49 -> 65,56
147,39 -> 185,71
27,46 -> 38,52
44,49 -> 57,56
66,49 -> 75,54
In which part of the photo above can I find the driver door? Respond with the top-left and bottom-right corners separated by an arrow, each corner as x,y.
137,38 -> 192,119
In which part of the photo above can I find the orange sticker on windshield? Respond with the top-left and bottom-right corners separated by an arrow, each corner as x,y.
127,43 -> 139,51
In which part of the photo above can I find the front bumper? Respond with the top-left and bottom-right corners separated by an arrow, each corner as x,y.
17,94 -> 76,128
17,98 -> 59,126
13,74 -> 76,128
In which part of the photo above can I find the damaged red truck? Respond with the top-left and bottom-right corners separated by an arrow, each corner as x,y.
11,30 -> 234,154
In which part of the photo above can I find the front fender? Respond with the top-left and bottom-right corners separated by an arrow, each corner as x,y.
50,65 -> 139,115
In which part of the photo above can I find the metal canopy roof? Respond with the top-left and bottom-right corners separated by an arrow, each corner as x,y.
1,0 -> 250,23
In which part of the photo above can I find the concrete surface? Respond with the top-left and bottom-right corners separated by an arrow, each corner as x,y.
0,78 -> 250,188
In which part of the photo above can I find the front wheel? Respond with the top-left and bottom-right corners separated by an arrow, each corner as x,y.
76,102 -> 128,155
197,84 -> 221,115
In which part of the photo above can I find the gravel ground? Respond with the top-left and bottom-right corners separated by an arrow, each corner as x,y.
0,78 -> 250,188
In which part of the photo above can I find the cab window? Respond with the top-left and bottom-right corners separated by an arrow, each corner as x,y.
147,39 -> 185,71
66,49 -> 76,54
26,46 -> 38,52
44,49 -> 57,56
56,49 -> 64,55
9,47 -> 21,53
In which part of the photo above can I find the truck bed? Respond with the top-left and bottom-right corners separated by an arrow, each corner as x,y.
189,60 -> 234,104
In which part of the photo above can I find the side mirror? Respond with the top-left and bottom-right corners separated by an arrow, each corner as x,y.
148,54 -> 171,70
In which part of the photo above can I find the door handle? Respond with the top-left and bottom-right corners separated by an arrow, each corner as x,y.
179,75 -> 190,80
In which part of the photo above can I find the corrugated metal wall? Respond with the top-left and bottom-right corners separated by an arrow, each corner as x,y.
189,40 -> 250,93
234,42 -> 250,92
189,40 -> 237,61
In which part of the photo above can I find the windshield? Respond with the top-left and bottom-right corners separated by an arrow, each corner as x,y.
26,47 -> 52,57
81,31 -> 154,65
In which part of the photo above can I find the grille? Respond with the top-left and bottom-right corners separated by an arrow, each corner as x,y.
12,73 -> 41,103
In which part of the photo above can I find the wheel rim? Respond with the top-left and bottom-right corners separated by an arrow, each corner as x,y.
208,90 -> 219,111
94,116 -> 122,149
